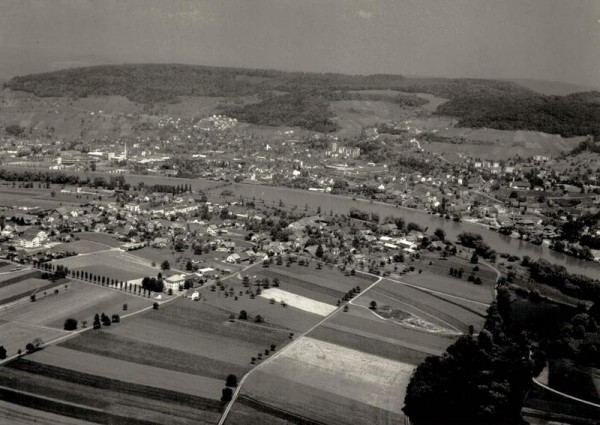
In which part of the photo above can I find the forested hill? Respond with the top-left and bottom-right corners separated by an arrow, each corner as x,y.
4,63 -> 599,137
437,91 -> 600,137
4,63 -> 530,103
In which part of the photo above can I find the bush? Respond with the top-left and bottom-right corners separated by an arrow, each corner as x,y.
63,318 -> 78,331
239,310 -> 248,320
225,374 -> 238,387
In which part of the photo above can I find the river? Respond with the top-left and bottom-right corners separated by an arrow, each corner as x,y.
216,183 -> 600,279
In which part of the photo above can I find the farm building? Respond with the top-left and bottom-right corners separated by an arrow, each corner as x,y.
164,274 -> 186,291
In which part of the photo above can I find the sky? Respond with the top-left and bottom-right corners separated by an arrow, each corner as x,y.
1,0 -> 599,87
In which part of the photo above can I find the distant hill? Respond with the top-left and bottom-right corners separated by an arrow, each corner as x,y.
4,63 -> 532,103
437,91 -> 600,137
508,78 -> 600,96
4,63 -> 599,136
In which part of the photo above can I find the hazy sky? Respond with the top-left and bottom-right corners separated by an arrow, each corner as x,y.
1,0 -> 599,86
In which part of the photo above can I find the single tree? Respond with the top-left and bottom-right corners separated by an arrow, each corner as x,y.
63,318 -> 78,331
225,374 -> 238,387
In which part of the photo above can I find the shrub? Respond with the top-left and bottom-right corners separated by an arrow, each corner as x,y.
63,318 -> 78,331
225,374 -> 238,387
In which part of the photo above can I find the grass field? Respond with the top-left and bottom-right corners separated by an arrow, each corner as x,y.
48,240 -> 110,254
0,281 -> 151,330
59,330 -> 249,380
329,99 -> 414,138
323,308 -> 457,357
421,127 -> 585,160
204,288 -> 323,332
0,278 -> 61,305
76,232 -> 122,247
2,358 -> 223,425
52,249 -> 158,280
369,279 -> 487,332
109,298 -> 290,367
236,337 -> 412,425
0,188 -> 47,202
0,399 -> 97,425
28,346 -> 224,400
0,321 -> 68,357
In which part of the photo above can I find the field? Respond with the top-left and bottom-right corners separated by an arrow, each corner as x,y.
401,271 -> 493,305
28,346 -> 223,400
1,358 -> 224,425
47,240 -> 110,254
223,264 -> 479,425
260,288 -> 336,316
0,400 -> 96,425
228,337 -> 413,425
76,232 -> 123,247
0,281 -> 151,356
0,278 -> 61,306
52,249 -> 158,281
330,99 -> 414,138
0,187 -> 47,203
421,127 -> 585,160
0,256 -> 491,425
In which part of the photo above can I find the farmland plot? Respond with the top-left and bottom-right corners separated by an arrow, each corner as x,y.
110,300 -> 290,366
322,308 -> 457,357
260,288 -> 336,317
1,359 -> 223,425
0,282 -> 151,329
48,240 -> 109,254
0,320 -> 67,357
205,290 -> 323,332
52,250 -> 157,280
0,278 -> 59,305
237,337 -> 413,425
28,346 -> 224,400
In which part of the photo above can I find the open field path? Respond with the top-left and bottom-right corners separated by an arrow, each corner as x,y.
217,276 -> 383,425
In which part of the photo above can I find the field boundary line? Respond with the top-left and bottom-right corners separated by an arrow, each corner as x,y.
217,277 -> 383,425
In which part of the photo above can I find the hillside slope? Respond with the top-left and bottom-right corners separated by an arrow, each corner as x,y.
4,64 -> 599,136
